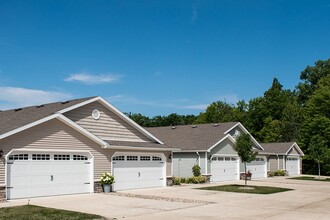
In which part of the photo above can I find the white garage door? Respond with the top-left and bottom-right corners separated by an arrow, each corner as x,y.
246,157 -> 267,179
112,153 -> 165,191
286,157 -> 299,175
211,156 -> 239,182
6,151 -> 92,200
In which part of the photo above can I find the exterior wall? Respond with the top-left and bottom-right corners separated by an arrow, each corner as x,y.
65,102 -> 151,142
228,126 -> 260,149
0,119 -> 112,185
210,139 -> 237,155
172,152 -> 199,177
288,147 -> 299,155
268,155 -> 279,172
279,155 -> 284,170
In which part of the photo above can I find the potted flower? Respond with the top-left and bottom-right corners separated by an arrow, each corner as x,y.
245,170 -> 252,180
100,173 -> 115,193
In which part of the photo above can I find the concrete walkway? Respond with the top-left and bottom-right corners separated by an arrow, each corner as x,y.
1,176 -> 329,220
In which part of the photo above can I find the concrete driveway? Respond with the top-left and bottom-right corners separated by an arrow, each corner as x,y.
1,176 -> 329,220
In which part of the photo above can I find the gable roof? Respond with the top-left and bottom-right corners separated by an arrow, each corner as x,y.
0,96 -> 167,150
0,97 -> 95,136
260,142 -> 304,156
145,122 -> 240,151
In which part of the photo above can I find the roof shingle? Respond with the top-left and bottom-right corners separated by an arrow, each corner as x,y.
0,97 -> 96,135
145,122 -> 238,151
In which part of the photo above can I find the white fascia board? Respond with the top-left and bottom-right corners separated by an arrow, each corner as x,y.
285,142 -> 305,156
58,96 -> 164,145
103,145 -> 178,151
224,122 -> 264,151
207,134 -> 236,152
172,150 -> 208,153
56,114 -> 109,148
0,114 -> 59,140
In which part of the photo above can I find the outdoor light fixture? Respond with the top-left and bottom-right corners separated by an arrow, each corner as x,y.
0,149 -> 3,157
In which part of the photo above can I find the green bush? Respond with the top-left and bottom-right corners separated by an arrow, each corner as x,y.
274,170 -> 287,176
173,176 -> 181,185
187,176 -> 206,184
268,171 -> 275,177
192,165 -> 201,177
180,177 -> 187,183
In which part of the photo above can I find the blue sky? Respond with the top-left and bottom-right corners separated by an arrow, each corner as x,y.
1,0 -> 330,116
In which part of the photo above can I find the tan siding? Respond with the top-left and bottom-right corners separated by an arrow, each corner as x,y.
279,156 -> 284,170
288,147 -> 299,155
268,155 -> 279,171
0,119 -> 112,185
64,102 -> 151,142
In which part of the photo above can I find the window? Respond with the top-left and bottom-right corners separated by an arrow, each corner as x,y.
212,157 -> 217,161
8,154 -> 28,161
225,157 -> 230,161
54,154 -> 70,160
152,156 -> 162,161
231,157 -> 237,161
73,155 -> 88,160
140,156 -> 151,161
127,156 -> 138,161
113,156 -> 125,161
32,154 -> 50,160
218,157 -> 224,161
260,158 -> 264,162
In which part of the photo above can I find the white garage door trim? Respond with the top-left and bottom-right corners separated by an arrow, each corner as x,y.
5,149 -> 94,200
286,156 -> 300,175
246,156 -> 267,179
111,152 -> 166,191
210,154 -> 239,182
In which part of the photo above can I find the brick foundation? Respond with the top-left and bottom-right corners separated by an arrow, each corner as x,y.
94,181 -> 103,193
0,186 -> 6,203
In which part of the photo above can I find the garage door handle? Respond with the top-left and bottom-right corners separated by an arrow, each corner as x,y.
51,175 -> 54,181
138,172 -> 140,177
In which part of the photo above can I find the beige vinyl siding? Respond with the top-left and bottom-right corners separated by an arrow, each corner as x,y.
268,155 -> 279,172
0,119 -> 112,185
64,102 -> 151,142
288,147 -> 299,155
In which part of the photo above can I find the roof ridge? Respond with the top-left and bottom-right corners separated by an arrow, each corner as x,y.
0,96 -> 98,112
145,121 -> 239,129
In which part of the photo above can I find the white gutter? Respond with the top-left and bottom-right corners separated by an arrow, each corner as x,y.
196,152 -> 200,167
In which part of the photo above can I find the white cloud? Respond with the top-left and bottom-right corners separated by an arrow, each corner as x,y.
191,4 -> 198,23
65,72 -> 120,84
182,104 -> 208,110
0,87 -> 72,110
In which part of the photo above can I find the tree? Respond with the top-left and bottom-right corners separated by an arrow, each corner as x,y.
296,58 -> 330,105
307,136 -> 330,178
235,134 -> 257,186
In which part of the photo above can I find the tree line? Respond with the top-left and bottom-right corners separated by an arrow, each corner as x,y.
127,58 -> 330,176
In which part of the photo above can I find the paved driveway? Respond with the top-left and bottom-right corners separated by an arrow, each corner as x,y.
1,176 -> 329,220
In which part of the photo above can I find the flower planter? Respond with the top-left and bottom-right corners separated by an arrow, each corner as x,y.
103,184 -> 112,193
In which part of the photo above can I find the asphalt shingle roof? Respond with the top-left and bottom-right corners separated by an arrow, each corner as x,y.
260,142 -> 295,154
145,122 -> 238,151
105,140 -> 169,149
0,97 -> 96,135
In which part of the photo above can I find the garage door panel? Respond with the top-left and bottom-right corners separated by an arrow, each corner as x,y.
246,157 -> 267,179
7,152 -> 92,200
211,157 -> 239,182
112,154 -> 165,191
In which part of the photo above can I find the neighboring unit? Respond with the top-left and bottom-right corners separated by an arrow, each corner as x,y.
0,96 -> 176,200
146,123 -> 267,182
260,142 -> 304,176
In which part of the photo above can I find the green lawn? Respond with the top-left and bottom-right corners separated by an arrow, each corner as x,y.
197,184 -> 293,194
288,176 -> 330,182
0,205 -> 104,220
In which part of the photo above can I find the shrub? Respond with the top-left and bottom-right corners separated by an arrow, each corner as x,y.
274,170 -> 287,176
173,176 -> 181,185
268,171 -> 275,177
192,165 -> 201,177
187,176 -> 206,184
180,177 -> 187,183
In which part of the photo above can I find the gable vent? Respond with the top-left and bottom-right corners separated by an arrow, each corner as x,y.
192,125 -> 197,128
214,123 -> 219,127
61,101 -> 69,104
171,126 -> 177,129
14,108 -> 22,112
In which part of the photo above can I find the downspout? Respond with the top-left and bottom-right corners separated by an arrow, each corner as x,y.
196,152 -> 200,167
277,155 -> 279,170
205,152 -> 208,175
